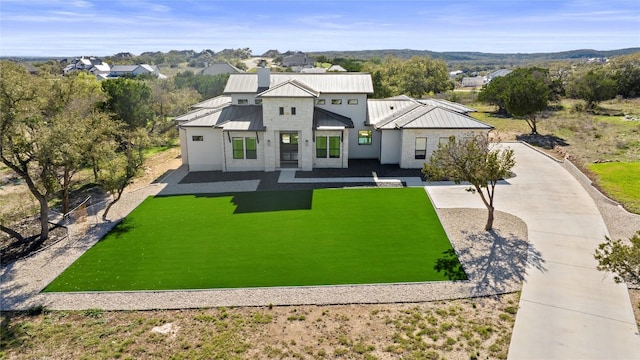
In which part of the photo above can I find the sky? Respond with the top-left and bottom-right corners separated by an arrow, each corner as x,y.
0,0 -> 638,57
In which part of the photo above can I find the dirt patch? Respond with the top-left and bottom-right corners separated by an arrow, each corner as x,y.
1,293 -> 519,360
0,219 -> 68,264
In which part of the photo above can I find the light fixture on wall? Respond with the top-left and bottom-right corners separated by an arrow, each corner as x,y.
305,139 -> 309,146
267,139 -> 271,146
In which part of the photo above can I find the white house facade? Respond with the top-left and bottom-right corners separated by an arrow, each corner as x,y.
175,68 -> 493,172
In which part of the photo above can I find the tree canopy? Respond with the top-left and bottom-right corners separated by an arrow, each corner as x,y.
566,67 -> 618,110
422,137 -> 515,231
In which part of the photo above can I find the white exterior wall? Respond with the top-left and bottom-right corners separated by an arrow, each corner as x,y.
380,130 -> 402,164
262,97 -> 315,171
184,127 -> 223,171
223,131 -> 266,172
313,129 -> 349,168
399,129 -> 489,169
178,127 -> 189,165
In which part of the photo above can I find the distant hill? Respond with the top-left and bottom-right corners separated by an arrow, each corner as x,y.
308,48 -> 640,61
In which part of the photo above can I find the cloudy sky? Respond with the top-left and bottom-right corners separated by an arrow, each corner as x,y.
1,0 -> 638,57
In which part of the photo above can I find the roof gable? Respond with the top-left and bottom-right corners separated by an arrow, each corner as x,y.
257,79 -> 319,98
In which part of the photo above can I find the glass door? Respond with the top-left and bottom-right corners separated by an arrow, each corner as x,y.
280,132 -> 299,167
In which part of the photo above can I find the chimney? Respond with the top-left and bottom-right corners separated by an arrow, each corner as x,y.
257,60 -> 270,89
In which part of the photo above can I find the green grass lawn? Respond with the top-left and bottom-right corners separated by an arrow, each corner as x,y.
44,188 -> 464,292
588,162 -> 640,214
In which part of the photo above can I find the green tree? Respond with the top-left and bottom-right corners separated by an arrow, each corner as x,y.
400,57 -> 453,98
503,68 -> 549,134
477,75 -> 510,115
422,137 -> 515,231
594,231 -> 640,286
566,67 -> 617,110
609,53 -> 640,98
0,61 -> 52,240
97,128 -> 149,220
101,78 -> 154,129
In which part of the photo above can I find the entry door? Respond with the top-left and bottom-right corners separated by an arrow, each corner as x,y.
280,132 -> 299,167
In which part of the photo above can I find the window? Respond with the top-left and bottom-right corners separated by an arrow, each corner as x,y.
316,136 -> 341,158
329,136 -> 340,158
192,135 -> 203,141
415,137 -> 427,159
358,130 -> 372,145
232,138 -> 244,159
316,136 -> 327,158
232,137 -> 258,159
279,106 -> 284,115
331,99 -> 342,105
246,137 -> 257,159
316,99 -> 326,105
347,99 -> 358,105
291,107 -> 296,115
238,99 -> 249,105
255,98 -> 263,105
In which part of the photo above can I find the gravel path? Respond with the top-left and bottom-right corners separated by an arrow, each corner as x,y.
2,147 -> 637,311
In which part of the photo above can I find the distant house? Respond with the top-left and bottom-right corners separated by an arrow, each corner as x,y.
461,76 -> 485,87
174,66 -> 492,172
327,65 -> 347,72
108,64 -> 167,79
63,56 -> 106,75
485,69 -> 512,82
282,52 -> 315,68
199,63 -> 243,76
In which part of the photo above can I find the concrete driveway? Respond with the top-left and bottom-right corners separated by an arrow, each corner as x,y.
425,142 -> 640,360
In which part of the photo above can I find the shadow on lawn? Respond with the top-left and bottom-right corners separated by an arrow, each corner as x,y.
231,190 -> 313,213
436,229 -> 546,292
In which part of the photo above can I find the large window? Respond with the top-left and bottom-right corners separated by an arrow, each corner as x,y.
329,136 -> 340,158
316,136 -> 340,158
358,130 -> 372,145
415,137 -> 427,159
279,106 -> 285,115
233,137 -> 257,159
316,136 -> 327,158
246,137 -> 257,159
291,107 -> 296,115
232,138 -> 244,159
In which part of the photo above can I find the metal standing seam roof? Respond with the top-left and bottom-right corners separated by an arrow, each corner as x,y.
418,99 -> 476,113
224,73 -> 374,94
173,108 -> 219,123
368,98 -> 492,130
179,105 -> 265,131
257,80 -> 319,98
191,95 -> 232,109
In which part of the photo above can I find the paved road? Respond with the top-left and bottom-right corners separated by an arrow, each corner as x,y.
426,143 -> 640,359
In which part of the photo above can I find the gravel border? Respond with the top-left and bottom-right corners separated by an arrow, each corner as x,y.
3,142 -> 636,311
0,165 -> 529,311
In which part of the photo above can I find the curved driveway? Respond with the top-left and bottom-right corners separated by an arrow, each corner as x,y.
425,142 -> 639,359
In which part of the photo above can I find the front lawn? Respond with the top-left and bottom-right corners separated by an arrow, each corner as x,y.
589,162 -> 640,214
44,188 -> 463,291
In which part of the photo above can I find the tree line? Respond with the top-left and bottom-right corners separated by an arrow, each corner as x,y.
0,61 -> 200,244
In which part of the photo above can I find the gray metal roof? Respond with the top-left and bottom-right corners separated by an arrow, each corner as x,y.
418,99 -> 476,113
225,73 -> 374,94
191,95 -> 232,109
110,65 -> 138,72
179,105 -> 264,131
200,63 -> 243,76
368,97 -> 492,130
257,80 -> 319,98
173,108 -> 218,123
313,107 -> 354,129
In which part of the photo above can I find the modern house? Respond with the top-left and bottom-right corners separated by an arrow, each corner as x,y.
175,66 -> 493,172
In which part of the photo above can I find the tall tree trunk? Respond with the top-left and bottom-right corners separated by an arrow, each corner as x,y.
485,206 -> 495,231
37,194 -> 49,240
62,168 -> 70,214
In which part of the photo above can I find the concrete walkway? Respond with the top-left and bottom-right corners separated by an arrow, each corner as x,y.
425,143 -> 640,359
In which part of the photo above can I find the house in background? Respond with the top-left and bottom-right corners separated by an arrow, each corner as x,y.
108,64 -> 166,78
175,65 -> 493,172
485,69 -> 512,82
461,76 -> 485,87
199,63 -> 243,76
